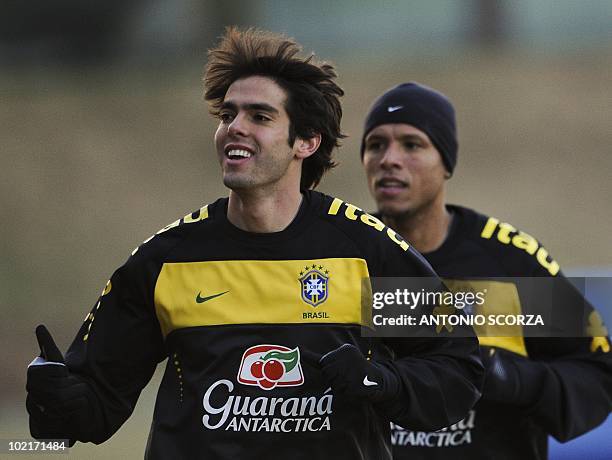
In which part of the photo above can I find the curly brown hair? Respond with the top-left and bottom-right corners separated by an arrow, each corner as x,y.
204,27 -> 345,190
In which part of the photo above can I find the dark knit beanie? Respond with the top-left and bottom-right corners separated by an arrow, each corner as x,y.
360,82 -> 458,174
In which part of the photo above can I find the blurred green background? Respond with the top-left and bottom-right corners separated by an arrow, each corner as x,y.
2,1 -> 611,458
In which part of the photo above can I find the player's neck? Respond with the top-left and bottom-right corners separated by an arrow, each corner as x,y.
227,186 -> 303,233
382,202 -> 452,255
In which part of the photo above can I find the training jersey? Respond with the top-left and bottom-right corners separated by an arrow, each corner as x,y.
63,191 -> 482,460
390,205 -> 612,460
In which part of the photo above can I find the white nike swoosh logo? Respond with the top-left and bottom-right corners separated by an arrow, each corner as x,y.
387,105 -> 403,112
363,375 -> 378,386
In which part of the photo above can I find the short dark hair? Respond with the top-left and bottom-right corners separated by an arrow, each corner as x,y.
204,27 -> 345,190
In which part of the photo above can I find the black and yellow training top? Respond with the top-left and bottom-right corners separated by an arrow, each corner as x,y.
391,205 -> 612,460
62,191 -> 482,459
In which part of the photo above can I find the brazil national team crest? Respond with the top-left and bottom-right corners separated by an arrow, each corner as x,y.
299,264 -> 329,307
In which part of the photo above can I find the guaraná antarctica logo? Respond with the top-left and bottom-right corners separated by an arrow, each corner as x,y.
202,344 -> 332,432
237,344 -> 304,390
299,264 -> 329,307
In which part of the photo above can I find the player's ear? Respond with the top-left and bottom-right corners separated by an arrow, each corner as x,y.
294,133 -> 321,160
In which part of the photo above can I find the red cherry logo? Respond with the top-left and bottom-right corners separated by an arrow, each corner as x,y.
263,359 -> 284,381
250,360 -> 264,379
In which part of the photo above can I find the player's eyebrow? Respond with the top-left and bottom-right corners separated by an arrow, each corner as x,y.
365,133 -> 389,143
220,101 -> 280,115
398,133 -> 428,144
365,132 -> 429,146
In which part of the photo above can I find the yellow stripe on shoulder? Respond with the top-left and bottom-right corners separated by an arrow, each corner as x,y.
327,197 -> 409,252
587,311 -> 611,353
154,258 -> 370,337
132,205 -> 209,256
480,217 -> 499,239
479,217 -> 560,276
155,205 -> 209,235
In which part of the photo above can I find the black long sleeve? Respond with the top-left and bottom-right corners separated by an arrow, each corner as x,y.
63,245 -> 167,443
378,336 -> 483,430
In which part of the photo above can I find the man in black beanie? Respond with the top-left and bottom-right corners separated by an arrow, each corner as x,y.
360,82 -> 457,175
360,82 -> 612,459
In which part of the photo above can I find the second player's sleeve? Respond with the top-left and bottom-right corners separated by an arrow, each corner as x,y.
522,267 -> 612,441
376,335 -> 483,431
63,245 -> 166,443
372,244 -> 484,431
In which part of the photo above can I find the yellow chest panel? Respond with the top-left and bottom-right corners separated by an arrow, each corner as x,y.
154,258 -> 369,337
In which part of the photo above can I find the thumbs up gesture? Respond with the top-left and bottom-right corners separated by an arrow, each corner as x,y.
33,324 -> 65,364
26,325 -> 88,444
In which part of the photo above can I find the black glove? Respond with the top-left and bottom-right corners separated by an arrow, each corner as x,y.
481,346 -> 547,407
26,325 -> 92,444
319,344 -> 400,403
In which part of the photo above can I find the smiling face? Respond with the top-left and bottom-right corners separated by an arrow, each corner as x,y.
362,123 -> 447,218
214,76 -> 303,193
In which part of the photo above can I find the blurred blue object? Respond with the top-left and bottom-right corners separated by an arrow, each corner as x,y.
549,415 -> 612,459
